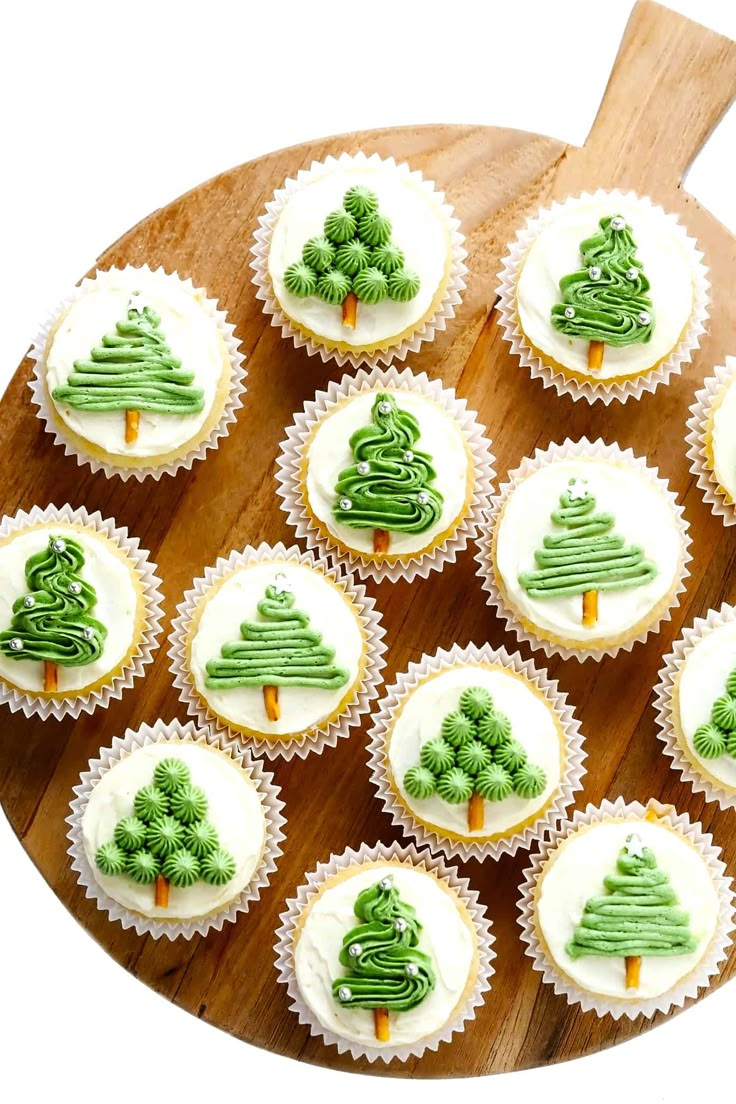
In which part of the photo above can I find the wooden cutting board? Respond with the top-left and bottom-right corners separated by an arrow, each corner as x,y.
1,0 -> 735,1078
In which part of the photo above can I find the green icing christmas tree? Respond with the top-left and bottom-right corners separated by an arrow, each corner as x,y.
94,755 -> 236,909
0,534 -> 106,693
331,873 -> 435,1043
403,685 -> 547,833
691,666 -> 736,762
204,572 -> 349,723
551,213 -> 655,371
518,478 -> 657,628
332,392 -> 443,555
282,185 -> 420,328
567,832 -> 696,991
51,292 -> 204,446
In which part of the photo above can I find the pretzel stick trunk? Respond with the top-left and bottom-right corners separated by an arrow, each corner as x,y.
43,661 -> 58,693
373,1007 -> 390,1042
155,874 -> 170,909
125,410 -> 140,444
342,292 -> 358,329
263,685 -> 280,722
588,341 -> 604,371
468,792 -> 484,833
582,590 -> 598,627
373,529 -> 390,554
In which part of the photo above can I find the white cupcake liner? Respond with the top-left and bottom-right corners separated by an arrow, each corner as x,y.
28,264 -> 247,480
654,602 -> 736,810
496,189 -> 710,404
250,150 -> 468,370
366,642 -> 586,862
685,357 -> 736,526
275,365 -> 495,584
273,839 -> 495,1063
66,718 -> 286,940
517,797 -> 734,1019
168,541 -> 386,760
474,437 -> 692,662
0,503 -> 164,720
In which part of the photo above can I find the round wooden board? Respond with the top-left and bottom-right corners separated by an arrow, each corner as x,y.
2,0 -> 736,1079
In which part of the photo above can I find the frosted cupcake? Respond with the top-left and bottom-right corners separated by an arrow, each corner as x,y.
476,439 -> 690,660
655,603 -> 736,809
497,190 -> 709,402
686,357 -> 736,525
169,543 -> 385,758
0,504 -> 162,719
274,842 -> 494,1062
251,151 -> 466,368
518,799 -> 734,1018
30,266 -> 246,479
368,643 -> 585,860
276,366 -> 494,583
68,719 -> 285,938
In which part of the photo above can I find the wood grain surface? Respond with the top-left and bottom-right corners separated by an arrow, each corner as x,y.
1,0 -> 735,1078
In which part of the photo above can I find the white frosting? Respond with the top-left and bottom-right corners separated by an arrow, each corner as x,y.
711,374 -> 736,501
305,390 -> 468,556
46,270 -> 226,458
496,459 -> 682,643
537,819 -> 719,999
388,665 -> 562,837
82,741 -> 266,920
294,863 -> 475,1046
517,196 -> 695,379
190,562 -> 363,736
268,165 -> 449,347
678,621 -> 736,790
0,525 -> 137,693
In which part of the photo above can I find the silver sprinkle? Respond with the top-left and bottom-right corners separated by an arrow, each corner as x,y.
68,582 -> 82,595
625,267 -> 638,281
405,964 -> 419,977
638,311 -> 651,325
564,306 -> 575,319
394,918 -> 407,932
51,538 -> 66,552
403,450 -> 414,463
417,491 -> 429,505
23,596 -> 35,608
611,216 -> 625,231
588,265 -> 602,280
378,401 -> 392,414
9,637 -> 23,651
339,497 -> 352,511
357,462 -> 370,475
338,986 -> 352,1002
348,943 -> 362,957
379,876 -> 392,890
83,627 -> 94,640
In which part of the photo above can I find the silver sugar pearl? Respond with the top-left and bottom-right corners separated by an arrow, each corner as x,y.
588,265 -> 602,280
417,491 -> 429,505
564,306 -> 575,319
348,943 -> 362,957
379,876 -> 392,890
9,637 -> 23,651
357,462 -> 370,475
83,627 -> 94,640
23,595 -> 35,608
394,918 -> 407,932
338,986 -> 352,1002
339,497 -> 352,511
68,582 -> 82,595
403,450 -> 414,463
610,216 -> 625,231
378,401 -> 392,415
405,964 -> 419,978
51,538 -> 66,553
638,311 -> 651,325
625,267 -> 638,281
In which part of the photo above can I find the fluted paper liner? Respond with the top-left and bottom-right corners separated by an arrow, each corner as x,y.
168,541 -> 386,760
276,365 -> 495,583
273,840 -> 495,1063
685,357 -> 736,526
29,265 -> 247,480
517,798 -> 734,1019
654,602 -> 736,810
250,151 -> 468,371
0,504 -> 163,720
496,190 -> 710,405
475,437 -> 692,661
67,718 -> 286,940
367,642 -> 586,861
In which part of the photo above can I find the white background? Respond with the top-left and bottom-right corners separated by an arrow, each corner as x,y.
1,1 -> 735,1101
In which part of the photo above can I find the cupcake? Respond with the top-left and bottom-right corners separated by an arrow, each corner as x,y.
29,265 -> 246,479
251,151 -> 467,369
276,366 -> 494,583
476,439 -> 690,660
67,719 -> 285,938
0,504 -> 162,719
655,603 -> 736,809
274,842 -> 494,1062
497,190 -> 709,402
169,542 -> 385,758
686,357 -> 736,525
368,643 -> 585,860
518,799 -> 734,1018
